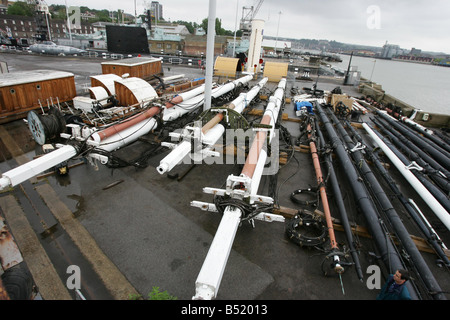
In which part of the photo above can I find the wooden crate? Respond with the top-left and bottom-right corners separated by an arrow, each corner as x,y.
0,70 -> 76,123
331,94 -> 353,111
101,57 -> 163,80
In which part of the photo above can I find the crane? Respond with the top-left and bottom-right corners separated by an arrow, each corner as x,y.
239,0 -> 264,38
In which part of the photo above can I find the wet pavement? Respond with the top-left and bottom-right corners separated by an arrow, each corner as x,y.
0,52 -> 449,303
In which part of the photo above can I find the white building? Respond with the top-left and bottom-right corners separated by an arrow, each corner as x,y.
155,24 -> 190,36
381,42 -> 401,59
262,39 -> 291,54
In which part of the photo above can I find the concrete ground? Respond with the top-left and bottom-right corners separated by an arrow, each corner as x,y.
0,52 -> 448,303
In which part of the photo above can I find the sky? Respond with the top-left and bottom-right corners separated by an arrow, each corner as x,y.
46,0 -> 450,54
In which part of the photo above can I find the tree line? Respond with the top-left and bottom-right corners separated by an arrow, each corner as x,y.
174,19 -> 242,37
7,2 -> 242,36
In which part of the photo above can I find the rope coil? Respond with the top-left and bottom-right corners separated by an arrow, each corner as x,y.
290,187 -> 319,207
213,195 -> 273,222
286,210 -> 328,247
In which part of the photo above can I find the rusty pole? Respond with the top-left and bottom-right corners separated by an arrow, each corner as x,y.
306,119 -> 339,250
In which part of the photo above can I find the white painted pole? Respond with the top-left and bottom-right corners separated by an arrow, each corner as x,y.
204,0 -> 217,111
246,19 -> 264,73
0,145 -> 77,190
363,123 -> 450,231
158,77 -> 267,174
192,79 -> 285,300
232,0 -> 239,57
193,206 -> 242,300
92,118 -> 158,152
162,75 -> 252,122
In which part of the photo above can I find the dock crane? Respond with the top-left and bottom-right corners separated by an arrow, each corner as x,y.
240,0 -> 264,39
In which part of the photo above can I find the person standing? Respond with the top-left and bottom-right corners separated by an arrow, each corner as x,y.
377,269 -> 412,300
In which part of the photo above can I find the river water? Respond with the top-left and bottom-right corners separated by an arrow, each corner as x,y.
329,55 -> 450,115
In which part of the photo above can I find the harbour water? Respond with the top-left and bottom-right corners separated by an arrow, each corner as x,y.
330,54 -> 450,115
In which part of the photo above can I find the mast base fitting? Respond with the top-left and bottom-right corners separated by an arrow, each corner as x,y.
321,251 -> 352,277
334,264 -> 345,274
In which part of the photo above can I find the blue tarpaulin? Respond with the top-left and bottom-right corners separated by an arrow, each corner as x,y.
295,101 -> 314,114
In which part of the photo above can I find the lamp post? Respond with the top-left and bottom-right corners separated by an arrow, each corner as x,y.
369,59 -> 376,82
232,0 -> 239,57
274,11 -> 281,56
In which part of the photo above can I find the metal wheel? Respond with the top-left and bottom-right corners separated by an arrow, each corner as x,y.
27,111 -> 46,145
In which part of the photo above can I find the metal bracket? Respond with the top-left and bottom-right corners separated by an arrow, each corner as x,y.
202,186 -> 274,205
405,161 -> 423,172
160,142 -> 178,150
87,153 -> 107,169
190,201 -> 284,223
198,107 -> 250,130
350,142 -> 366,153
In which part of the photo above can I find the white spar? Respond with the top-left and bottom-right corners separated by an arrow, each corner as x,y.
162,74 -> 253,122
0,145 -> 78,190
192,78 -> 286,300
165,83 -> 207,108
157,77 -> 268,174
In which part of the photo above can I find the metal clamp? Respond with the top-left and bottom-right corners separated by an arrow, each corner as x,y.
405,161 -> 423,172
350,142 -> 366,153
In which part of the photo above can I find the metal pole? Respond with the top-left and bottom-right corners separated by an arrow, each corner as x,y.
158,77 -> 267,175
314,115 -> 364,280
274,11 -> 281,56
372,117 -> 450,194
307,119 -> 338,250
315,104 -> 418,299
363,122 -> 450,231
376,110 -> 450,170
369,59 -> 376,82
232,0 -> 239,57
329,113 -> 446,300
346,121 -> 449,266
192,79 -> 286,300
204,0 -> 217,111
343,51 -> 353,85
134,0 -> 137,24
0,145 -> 78,190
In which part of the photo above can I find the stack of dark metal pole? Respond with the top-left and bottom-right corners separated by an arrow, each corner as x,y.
344,119 -> 450,269
327,109 -> 446,300
371,113 -> 450,209
375,110 -> 450,171
315,102 -> 420,299
314,116 -> 364,281
316,105 -> 448,300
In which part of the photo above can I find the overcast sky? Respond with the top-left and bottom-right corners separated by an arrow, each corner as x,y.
47,0 -> 450,54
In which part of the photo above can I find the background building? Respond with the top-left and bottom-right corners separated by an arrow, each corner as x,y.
381,42 -> 402,59
0,0 -> 7,15
150,1 -> 163,21
0,14 -> 95,44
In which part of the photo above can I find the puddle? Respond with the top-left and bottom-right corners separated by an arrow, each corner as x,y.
67,194 -> 86,218
40,224 -> 61,241
54,172 -> 72,187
